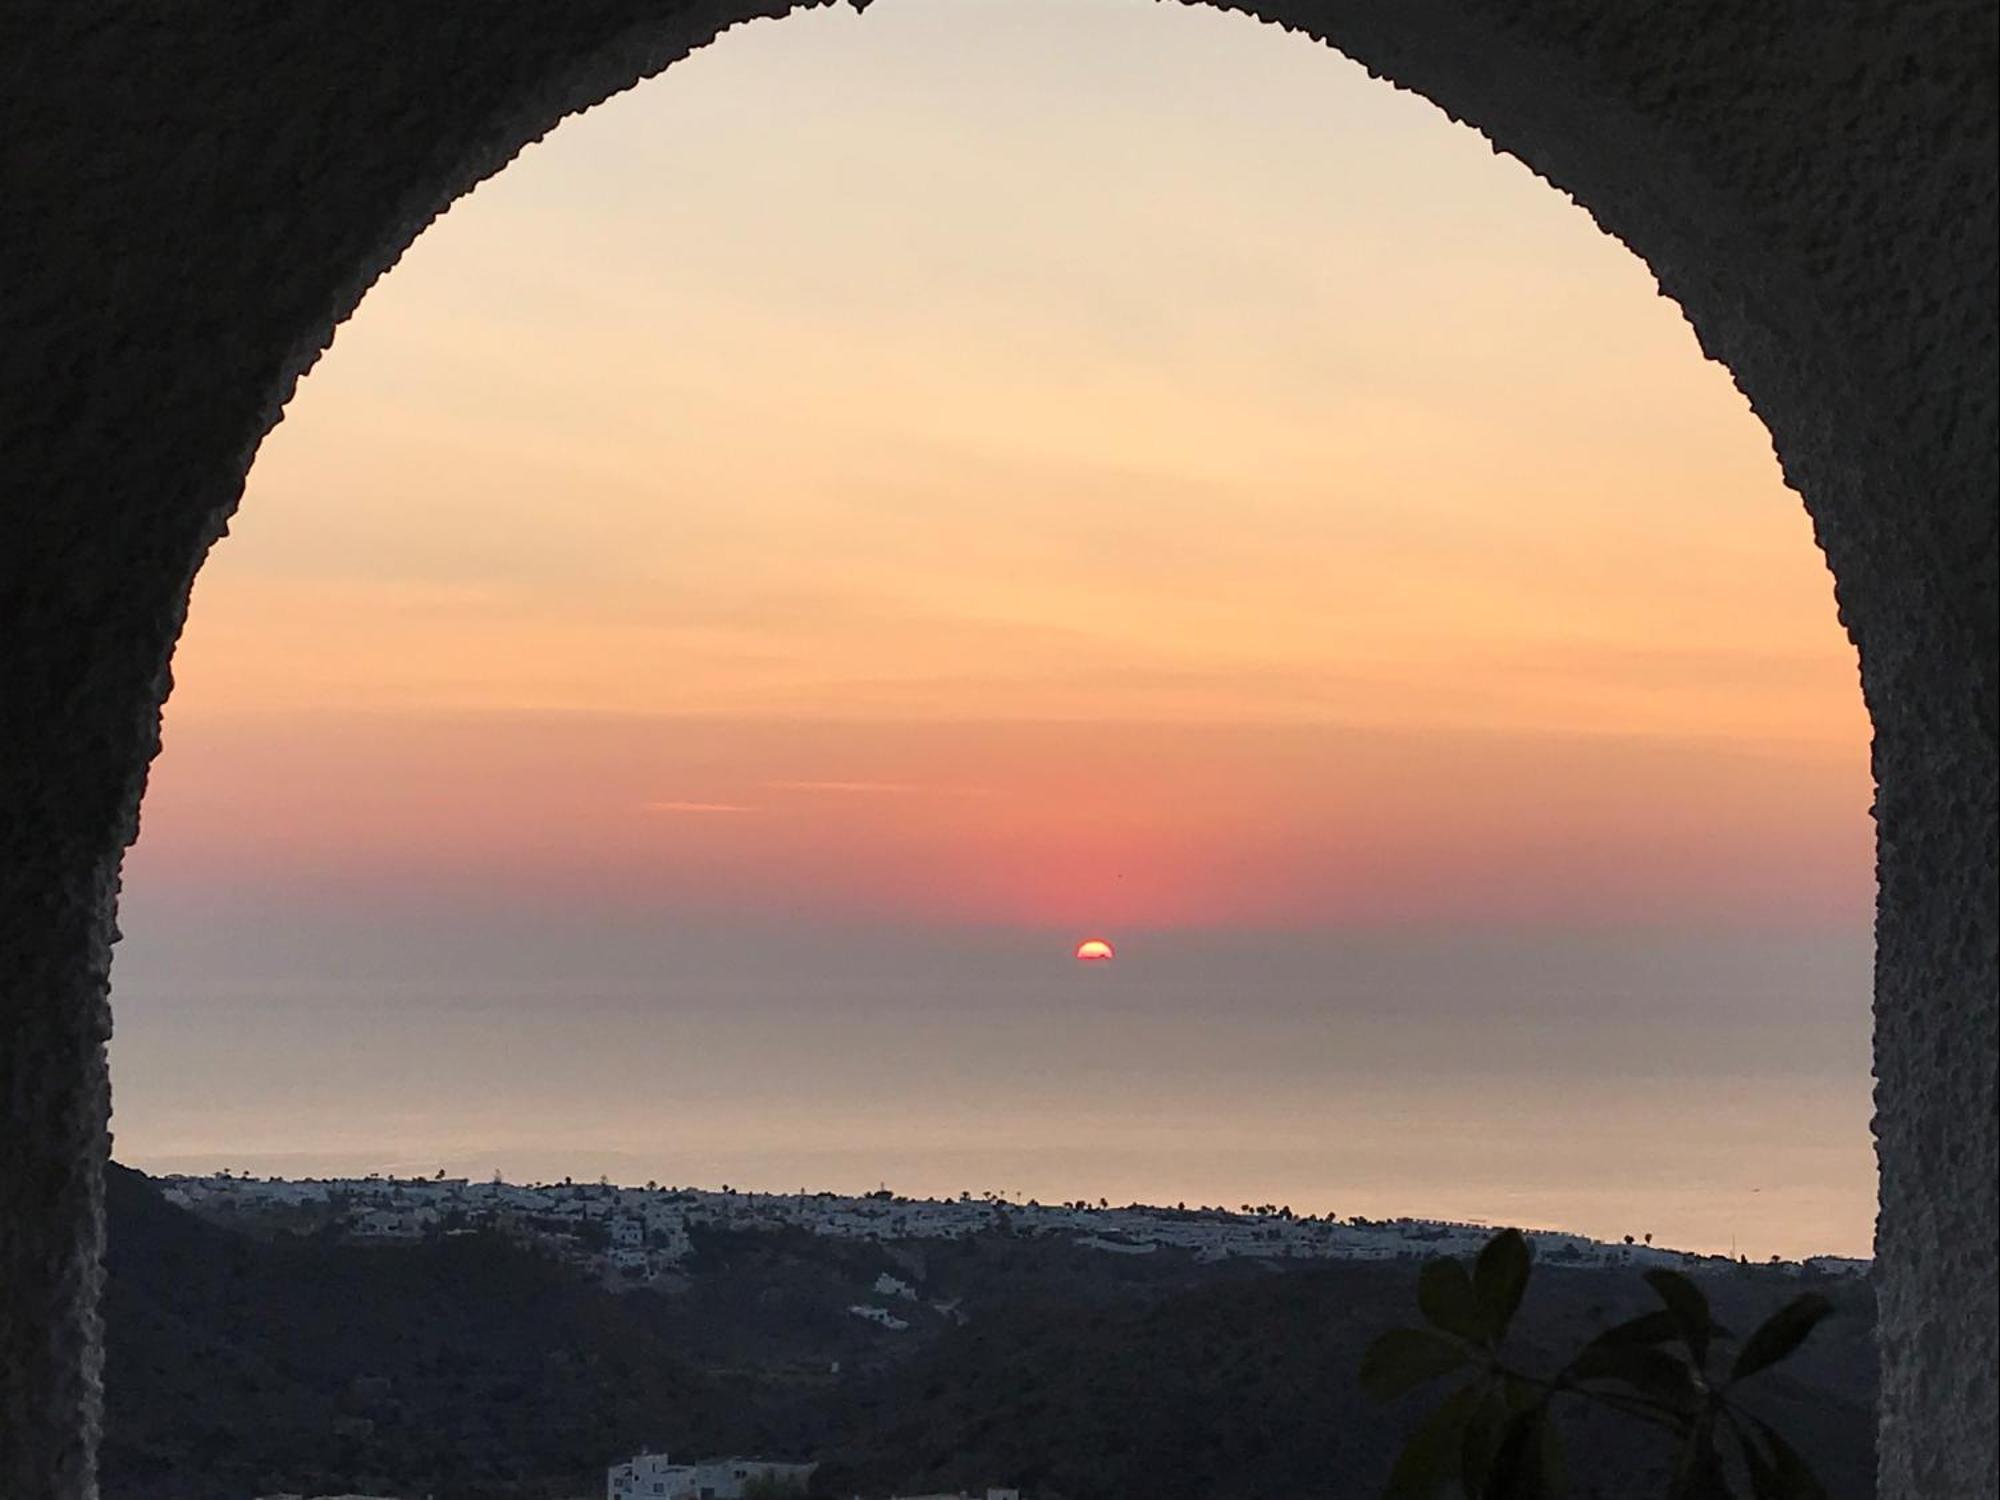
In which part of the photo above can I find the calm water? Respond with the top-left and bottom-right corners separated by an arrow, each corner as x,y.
109,900 -> 1875,1260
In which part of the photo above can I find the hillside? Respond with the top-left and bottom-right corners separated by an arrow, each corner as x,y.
103,1163 -> 756,1497
101,1165 -> 1875,1499
814,1256 -> 1877,1499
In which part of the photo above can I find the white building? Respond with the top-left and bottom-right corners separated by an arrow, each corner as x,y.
351,1207 -> 432,1239
848,1303 -> 910,1331
873,1272 -> 917,1300
693,1458 -> 817,1497
608,1451 -> 693,1500
608,1451 -> 816,1500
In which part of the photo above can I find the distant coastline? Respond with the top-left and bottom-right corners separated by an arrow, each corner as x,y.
160,1167 -> 1873,1284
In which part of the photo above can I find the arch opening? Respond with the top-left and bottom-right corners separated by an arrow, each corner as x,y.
111,1 -> 1880,1487
0,3 -> 1990,1497
120,0 -> 1877,1256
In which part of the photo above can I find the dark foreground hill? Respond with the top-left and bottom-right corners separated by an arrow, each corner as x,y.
102,1164 -> 1875,1499
816,1254 -> 1876,1500
102,1163 -> 769,1497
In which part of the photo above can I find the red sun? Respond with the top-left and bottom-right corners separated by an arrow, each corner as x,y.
1074,938 -> 1116,963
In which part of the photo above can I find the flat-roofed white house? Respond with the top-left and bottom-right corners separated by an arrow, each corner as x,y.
608,1451 -> 692,1500
608,1451 -> 816,1500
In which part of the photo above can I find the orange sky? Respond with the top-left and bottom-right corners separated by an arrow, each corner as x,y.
112,1 -> 1877,1255
139,0 -> 1872,934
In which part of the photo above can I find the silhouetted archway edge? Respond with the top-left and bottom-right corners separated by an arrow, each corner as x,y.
0,2 -> 1991,1496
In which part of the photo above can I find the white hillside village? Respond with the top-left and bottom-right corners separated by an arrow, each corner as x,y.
604,1450 -> 817,1499
603,1454 -> 1026,1500
159,1171 -> 1866,1300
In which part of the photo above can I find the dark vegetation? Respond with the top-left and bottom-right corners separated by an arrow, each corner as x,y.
102,1165 -> 1875,1500
1362,1229 -> 1848,1498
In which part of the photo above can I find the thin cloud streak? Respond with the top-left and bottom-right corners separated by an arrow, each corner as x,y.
768,779 -> 918,794
641,800 -> 760,814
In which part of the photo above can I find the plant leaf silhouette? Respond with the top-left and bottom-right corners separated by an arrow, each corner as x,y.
1483,1406 -> 1566,1500
1568,1342 -> 1701,1419
1643,1269 -> 1715,1366
1461,1377 -> 1540,1496
1371,1229 -> 1835,1500
1419,1256 -> 1488,1341
1667,1426 -> 1735,1500
1384,1380 -> 1485,1500
1472,1228 -> 1532,1338
1581,1307 -> 1682,1350
1730,1293 -> 1832,1383
1739,1412 -> 1832,1500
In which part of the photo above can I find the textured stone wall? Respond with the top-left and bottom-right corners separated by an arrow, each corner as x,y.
1,1 -> 1992,1494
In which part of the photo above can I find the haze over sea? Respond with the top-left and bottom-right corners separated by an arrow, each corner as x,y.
112,905 -> 1872,1261
107,0 -> 1875,1265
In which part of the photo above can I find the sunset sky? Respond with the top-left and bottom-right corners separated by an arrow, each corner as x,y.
109,0 -> 1877,1257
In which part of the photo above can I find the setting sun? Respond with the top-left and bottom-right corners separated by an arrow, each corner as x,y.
1074,938 -> 1117,963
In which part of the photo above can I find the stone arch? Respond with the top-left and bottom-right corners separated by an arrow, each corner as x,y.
0,3 -> 1991,1496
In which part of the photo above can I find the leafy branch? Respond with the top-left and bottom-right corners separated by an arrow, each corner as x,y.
1360,1229 -> 1834,1500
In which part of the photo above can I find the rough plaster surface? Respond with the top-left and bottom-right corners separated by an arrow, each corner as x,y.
0,1 -> 1992,1494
